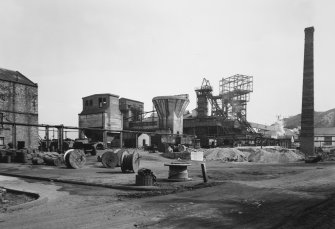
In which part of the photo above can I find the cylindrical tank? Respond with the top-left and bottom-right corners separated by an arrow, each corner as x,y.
152,94 -> 189,134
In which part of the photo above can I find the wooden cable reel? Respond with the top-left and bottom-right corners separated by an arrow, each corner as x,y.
64,149 -> 86,169
101,151 -> 120,169
100,149 -> 140,173
121,150 -> 140,173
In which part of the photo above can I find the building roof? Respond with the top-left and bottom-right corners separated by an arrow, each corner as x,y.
82,93 -> 119,99
315,127 -> 335,136
119,97 -> 144,104
0,68 -> 37,87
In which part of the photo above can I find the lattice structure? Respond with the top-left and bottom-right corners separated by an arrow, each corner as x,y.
219,74 -> 253,121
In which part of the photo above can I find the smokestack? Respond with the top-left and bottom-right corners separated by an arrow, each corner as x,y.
300,27 -> 314,156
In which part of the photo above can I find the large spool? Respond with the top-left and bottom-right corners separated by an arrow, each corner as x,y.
121,151 -> 140,173
114,148 -> 127,167
101,149 -> 128,168
101,151 -> 120,168
164,162 -> 192,181
64,149 -> 86,169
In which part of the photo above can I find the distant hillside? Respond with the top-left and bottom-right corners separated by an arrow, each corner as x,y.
283,108 -> 335,129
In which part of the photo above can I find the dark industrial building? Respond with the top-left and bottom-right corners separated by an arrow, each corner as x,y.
0,68 -> 39,149
183,76 -> 255,146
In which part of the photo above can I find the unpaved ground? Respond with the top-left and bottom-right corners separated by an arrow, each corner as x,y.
0,149 -> 335,228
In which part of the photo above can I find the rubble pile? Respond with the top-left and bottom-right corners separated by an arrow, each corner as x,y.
203,146 -> 304,163
203,148 -> 248,162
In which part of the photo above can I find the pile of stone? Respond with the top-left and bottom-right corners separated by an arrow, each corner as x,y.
203,146 -> 304,163
204,148 -> 247,162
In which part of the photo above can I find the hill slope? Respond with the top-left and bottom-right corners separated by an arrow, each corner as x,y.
283,108 -> 335,129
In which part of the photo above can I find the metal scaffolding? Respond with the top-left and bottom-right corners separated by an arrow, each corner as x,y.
219,74 -> 253,121
193,75 -> 255,136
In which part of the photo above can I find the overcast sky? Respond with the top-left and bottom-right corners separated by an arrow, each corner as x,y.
1,0 -> 334,128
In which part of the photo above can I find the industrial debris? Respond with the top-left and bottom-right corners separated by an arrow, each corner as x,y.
135,168 -> 156,186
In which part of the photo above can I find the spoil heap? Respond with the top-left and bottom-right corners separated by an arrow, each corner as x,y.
203,146 -> 304,163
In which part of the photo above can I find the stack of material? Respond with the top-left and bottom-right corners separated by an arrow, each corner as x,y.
32,152 -> 63,166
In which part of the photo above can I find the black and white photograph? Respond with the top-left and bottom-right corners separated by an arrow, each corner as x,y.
1,0 -> 335,228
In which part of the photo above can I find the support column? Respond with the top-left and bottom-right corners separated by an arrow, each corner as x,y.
57,125 -> 64,153
120,131 -> 123,148
12,124 -> 16,149
103,131 -> 107,148
300,27 -> 315,157
135,133 -> 138,148
46,126 -> 50,152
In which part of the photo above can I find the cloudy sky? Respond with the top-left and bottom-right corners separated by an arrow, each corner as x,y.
1,0 -> 334,128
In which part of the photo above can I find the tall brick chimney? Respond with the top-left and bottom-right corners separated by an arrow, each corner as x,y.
300,27 -> 315,156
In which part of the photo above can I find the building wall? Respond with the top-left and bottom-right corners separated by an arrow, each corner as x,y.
79,113 -> 104,129
0,80 -> 38,148
119,98 -> 144,129
78,94 -> 122,140
314,136 -> 335,147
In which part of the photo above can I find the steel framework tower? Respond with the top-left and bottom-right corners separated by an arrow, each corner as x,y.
219,74 -> 253,121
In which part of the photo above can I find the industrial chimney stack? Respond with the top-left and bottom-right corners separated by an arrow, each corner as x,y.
300,27 -> 315,156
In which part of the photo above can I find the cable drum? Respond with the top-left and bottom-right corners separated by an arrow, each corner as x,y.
113,149 -> 128,167
121,151 -> 140,173
101,151 -> 119,169
64,149 -> 86,169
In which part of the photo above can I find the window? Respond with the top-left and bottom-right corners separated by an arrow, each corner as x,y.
85,100 -> 89,106
0,137 -> 4,146
99,98 -> 107,108
324,136 -> 332,145
99,98 -> 102,108
89,100 -> 93,106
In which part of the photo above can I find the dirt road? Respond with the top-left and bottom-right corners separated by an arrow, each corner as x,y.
1,152 -> 335,228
